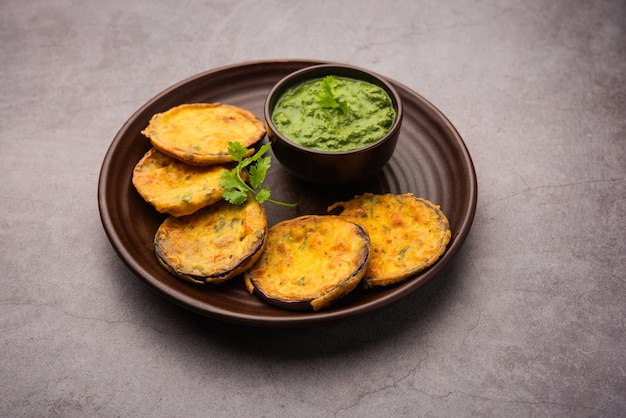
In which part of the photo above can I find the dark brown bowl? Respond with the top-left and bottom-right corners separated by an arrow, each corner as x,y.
264,64 -> 403,185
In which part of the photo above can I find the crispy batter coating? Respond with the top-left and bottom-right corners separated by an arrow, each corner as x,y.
141,103 -> 265,165
132,147 -> 230,216
328,193 -> 451,288
244,215 -> 370,311
154,198 -> 267,285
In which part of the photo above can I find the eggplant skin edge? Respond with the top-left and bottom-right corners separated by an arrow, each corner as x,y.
156,234 -> 267,285
245,253 -> 369,311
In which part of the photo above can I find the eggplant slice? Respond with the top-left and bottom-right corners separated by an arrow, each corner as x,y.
154,198 -> 267,285
141,103 -> 265,165
132,147 -> 231,217
244,215 -> 370,311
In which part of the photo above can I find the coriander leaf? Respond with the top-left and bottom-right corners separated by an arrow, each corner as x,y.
220,170 -> 243,190
249,155 -> 271,189
227,141 -> 249,162
256,187 -> 270,204
220,141 -> 297,208
317,76 -> 348,115
252,142 -> 272,159
222,188 -> 248,205
241,143 -> 271,169
337,98 -> 348,115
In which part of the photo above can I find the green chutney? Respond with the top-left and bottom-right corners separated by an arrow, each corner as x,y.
271,75 -> 396,152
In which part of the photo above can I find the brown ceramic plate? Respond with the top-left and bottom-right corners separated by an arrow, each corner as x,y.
98,59 -> 477,327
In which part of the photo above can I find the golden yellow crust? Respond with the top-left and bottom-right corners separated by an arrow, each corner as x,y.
328,193 -> 451,288
244,215 -> 370,311
154,198 -> 267,285
141,103 -> 265,165
132,147 -> 230,216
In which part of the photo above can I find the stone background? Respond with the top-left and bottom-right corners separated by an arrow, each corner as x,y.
1,1 -> 624,416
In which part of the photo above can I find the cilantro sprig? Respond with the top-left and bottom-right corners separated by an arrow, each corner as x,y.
317,76 -> 349,115
220,142 -> 297,208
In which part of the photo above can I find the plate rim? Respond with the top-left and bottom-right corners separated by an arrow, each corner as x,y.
98,59 -> 477,327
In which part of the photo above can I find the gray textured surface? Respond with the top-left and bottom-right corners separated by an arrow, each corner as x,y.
2,0 -> 625,417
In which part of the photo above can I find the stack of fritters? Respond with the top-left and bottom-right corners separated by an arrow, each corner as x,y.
133,103 -> 264,217
132,103 -> 268,285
